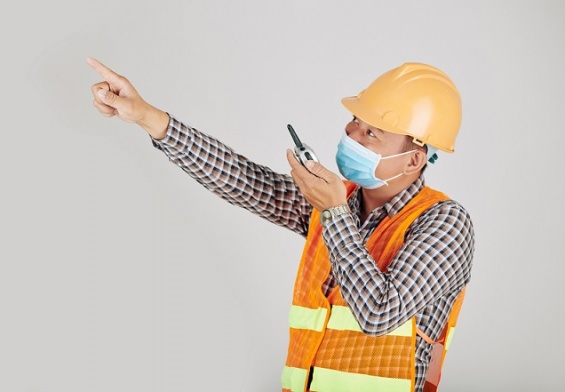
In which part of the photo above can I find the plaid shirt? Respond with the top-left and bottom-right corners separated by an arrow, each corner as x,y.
152,115 -> 475,391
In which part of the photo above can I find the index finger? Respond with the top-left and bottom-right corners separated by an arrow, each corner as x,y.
86,57 -> 122,83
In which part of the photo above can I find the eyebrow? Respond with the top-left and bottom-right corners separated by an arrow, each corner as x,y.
353,116 -> 386,137
372,127 -> 386,137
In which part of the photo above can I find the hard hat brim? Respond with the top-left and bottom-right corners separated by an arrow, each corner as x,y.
341,96 -> 455,153
341,95 -> 407,137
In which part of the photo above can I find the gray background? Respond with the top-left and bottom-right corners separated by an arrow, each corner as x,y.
1,0 -> 563,391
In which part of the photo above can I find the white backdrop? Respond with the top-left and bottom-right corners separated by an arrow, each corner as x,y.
1,1 -> 563,391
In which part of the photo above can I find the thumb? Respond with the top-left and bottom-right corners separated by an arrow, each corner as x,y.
305,160 -> 330,179
98,88 -> 124,110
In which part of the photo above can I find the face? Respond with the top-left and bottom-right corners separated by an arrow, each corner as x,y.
344,116 -> 417,180
345,116 -> 409,156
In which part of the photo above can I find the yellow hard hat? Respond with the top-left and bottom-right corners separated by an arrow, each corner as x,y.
341,63 -> 462,153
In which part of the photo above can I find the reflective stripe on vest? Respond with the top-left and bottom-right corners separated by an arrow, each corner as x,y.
312,366 -> 410,392
281,366 -> 308,392
288,305 -> 328,332
327,305 -> 412,336
282,366 -> 411,392
445,326 -> 456,351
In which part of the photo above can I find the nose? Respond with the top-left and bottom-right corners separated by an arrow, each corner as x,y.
345,120 -> 364,143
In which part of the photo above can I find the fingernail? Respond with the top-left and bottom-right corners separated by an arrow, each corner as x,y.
305,160 -> 315,169
98,89 -> 107,99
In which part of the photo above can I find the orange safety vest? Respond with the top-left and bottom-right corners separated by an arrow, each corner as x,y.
281,183 -> 466,392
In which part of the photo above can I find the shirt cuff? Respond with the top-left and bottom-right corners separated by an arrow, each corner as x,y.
150,114 -> 194,155
322,212 -> 363,261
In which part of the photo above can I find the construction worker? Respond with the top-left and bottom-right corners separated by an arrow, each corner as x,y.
88,58 -> 474,392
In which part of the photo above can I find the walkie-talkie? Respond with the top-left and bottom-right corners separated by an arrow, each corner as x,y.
287,124 -> 319,166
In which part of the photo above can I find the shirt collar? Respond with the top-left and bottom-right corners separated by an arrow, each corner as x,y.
382,175 -> 425,217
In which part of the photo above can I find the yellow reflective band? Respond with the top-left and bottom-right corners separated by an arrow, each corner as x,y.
310,366 -> 411,392
326,305 -> 412,336
326,305 -> 362,332
388,319 -> 414,337
281,366 -> 308,392
445,326 -> 456,350
288,305 -> 328,332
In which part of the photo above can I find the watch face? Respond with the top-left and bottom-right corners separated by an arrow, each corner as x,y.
321,210 -> 332,227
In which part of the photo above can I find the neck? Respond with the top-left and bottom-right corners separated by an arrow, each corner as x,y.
360,187 -> 395,220
359,175 -> 419,222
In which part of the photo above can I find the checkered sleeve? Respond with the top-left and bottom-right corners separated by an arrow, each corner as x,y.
151,114 -> 313,236
322,200 -> 474,336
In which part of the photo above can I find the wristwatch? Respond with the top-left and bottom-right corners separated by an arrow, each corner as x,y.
320,204 -> 351,227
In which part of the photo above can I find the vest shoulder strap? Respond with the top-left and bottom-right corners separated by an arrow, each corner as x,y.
366,186 -> 449,272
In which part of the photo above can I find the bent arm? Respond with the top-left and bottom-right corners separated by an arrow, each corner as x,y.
153,115 -> 313,236
323,200 -> 475,336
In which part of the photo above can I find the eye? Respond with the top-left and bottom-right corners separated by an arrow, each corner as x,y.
366,129 -> 376,138
352,115 -> 359,124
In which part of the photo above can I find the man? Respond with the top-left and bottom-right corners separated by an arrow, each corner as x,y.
88,58 -> 474,392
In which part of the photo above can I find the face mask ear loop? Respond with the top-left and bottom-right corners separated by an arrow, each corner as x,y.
380,149 -> 419,160
381,171 -> 404,186
378,149 -> 416,186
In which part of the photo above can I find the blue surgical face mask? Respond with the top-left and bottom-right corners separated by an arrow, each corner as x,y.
335,133 -> 417,189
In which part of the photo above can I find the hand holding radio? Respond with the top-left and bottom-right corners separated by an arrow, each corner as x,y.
286,125 -> 347,212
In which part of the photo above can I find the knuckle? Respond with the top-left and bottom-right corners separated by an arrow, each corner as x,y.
115,74 -> 128,86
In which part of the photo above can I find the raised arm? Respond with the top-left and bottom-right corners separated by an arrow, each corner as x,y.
87,58 -> 313,236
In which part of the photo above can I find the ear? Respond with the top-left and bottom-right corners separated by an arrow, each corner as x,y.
404,149 -> 427,175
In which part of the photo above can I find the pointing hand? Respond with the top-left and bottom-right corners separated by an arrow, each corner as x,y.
87,57 -> 169,139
